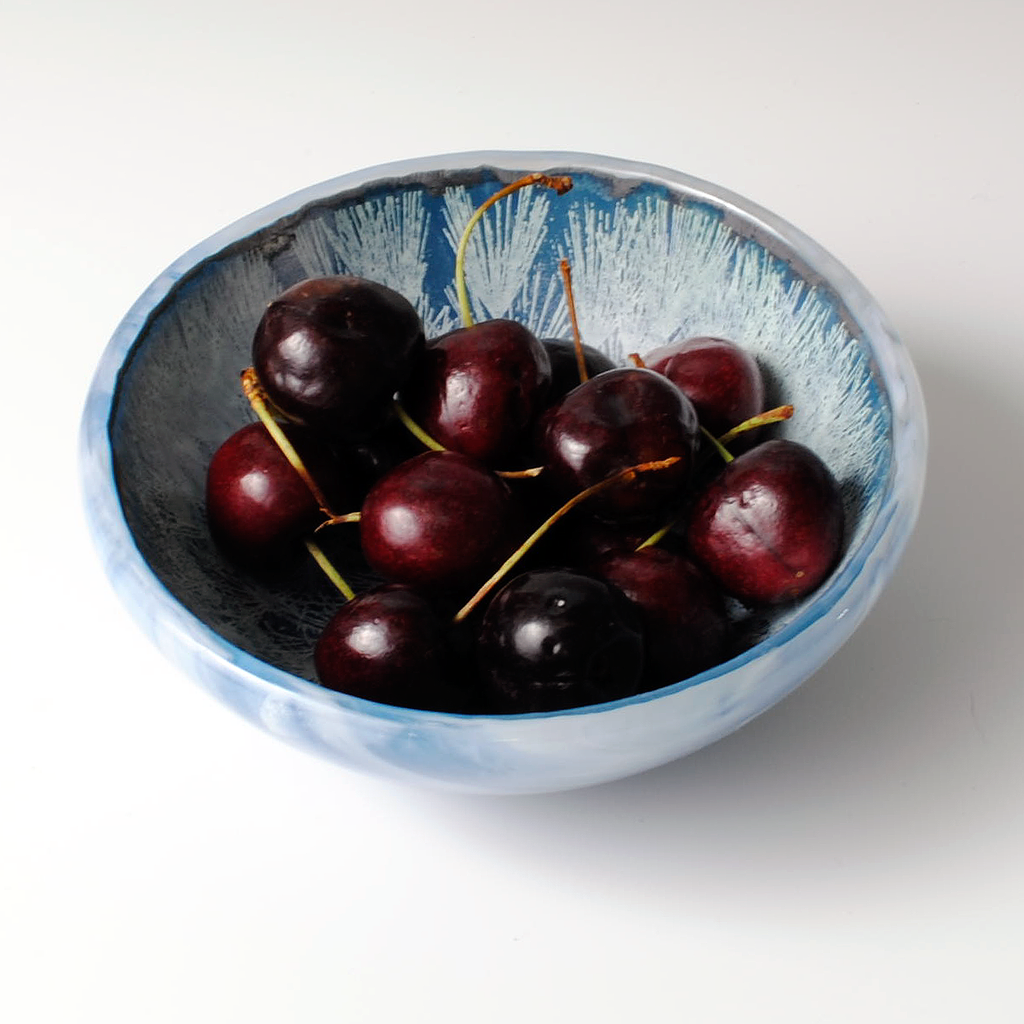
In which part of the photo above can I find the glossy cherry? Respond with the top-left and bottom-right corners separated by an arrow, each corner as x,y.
359,450 -> 514,591
477,569 -> 645,713
401,319 -> 551,464
315,585 -> 469,711
252,275 -> 424,435
687,439 -> 845,605
595,547 -> 729,686
205,421 -> 348,562
644,336 -> 765,441
538,367 -> 699,520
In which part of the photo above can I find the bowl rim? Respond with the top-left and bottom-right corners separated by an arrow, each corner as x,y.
80,149 -> 928,728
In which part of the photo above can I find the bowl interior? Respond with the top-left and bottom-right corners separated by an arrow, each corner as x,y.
108,161 -> 893,688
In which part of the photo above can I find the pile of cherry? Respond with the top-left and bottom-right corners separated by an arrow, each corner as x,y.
205,178 -> 845,716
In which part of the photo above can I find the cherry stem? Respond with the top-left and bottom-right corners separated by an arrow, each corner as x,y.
559,259 -> 588,384
304,539 -> 356,602
241,368 -> 337,518
702,403 -> 796,466
627,353 -> 646,369
702,426 -> 734,464
392,399 -> 543,479
240,369 -> 355,600
455,172 -> 574,329
636,405 -> 796,551
392,399 -> 446,452
453,456 -> 681,623
314,511 -> 362,532
636,518 -> 678,551
716,404 -> 794,447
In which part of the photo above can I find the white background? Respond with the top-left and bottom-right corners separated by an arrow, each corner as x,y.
3,1 -> 1023,1020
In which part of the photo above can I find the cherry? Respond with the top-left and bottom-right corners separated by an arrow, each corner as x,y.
595,547 -> 729,686
477,569 -> 645,713
400,319 -> 552,465
644,336 -> 765,441
399,174 -> 572,467
205,421 -> 350,562
315,585 -> 471,711
687,438 -> 845,605
252,276 -> 424,435
538,367 -> 699,520
541,337 -> 616,404
359,450 -> 514,591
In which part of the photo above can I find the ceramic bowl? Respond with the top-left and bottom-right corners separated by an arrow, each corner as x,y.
80,151 -> 926,794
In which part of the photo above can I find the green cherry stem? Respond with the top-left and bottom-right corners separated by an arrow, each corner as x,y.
304,539 -> 356,602
241,367 -> 337,517
392,399 -> 447,452
241,367 -> 357,600
701,426 -> 735,464
453,456 -> 681,624
392,398 -> 544,479
703,404 -> 795,466
716,404 -> 794,448
455,172 -> 574,329
635,518 -> 678,550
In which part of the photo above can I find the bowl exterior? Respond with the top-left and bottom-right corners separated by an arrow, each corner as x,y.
81,151 -> 926,794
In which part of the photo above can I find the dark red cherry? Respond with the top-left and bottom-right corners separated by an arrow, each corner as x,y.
645,336 -> 765,441
359,450 -> 514,591
538,367 -> 699,520
477,569 -> 645,713
595,547 -> 729,686
205,421 -> 349,562
401,319 -> 551,464
315,585 -> 470,711
252,276 -> 424,435
687,439 -> 845,605
541,337 -> 616,404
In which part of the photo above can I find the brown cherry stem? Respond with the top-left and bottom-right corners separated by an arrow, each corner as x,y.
453,456 -> 681,623
241,367 -> 337,518
627,353 -> 646,369
559,258 -> 588,384
455,172 -> 574,328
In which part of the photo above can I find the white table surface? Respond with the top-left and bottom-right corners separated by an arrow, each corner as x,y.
4,1 -> 1022,1020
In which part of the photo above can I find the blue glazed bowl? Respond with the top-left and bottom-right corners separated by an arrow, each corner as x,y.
80,151 -> 926,794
